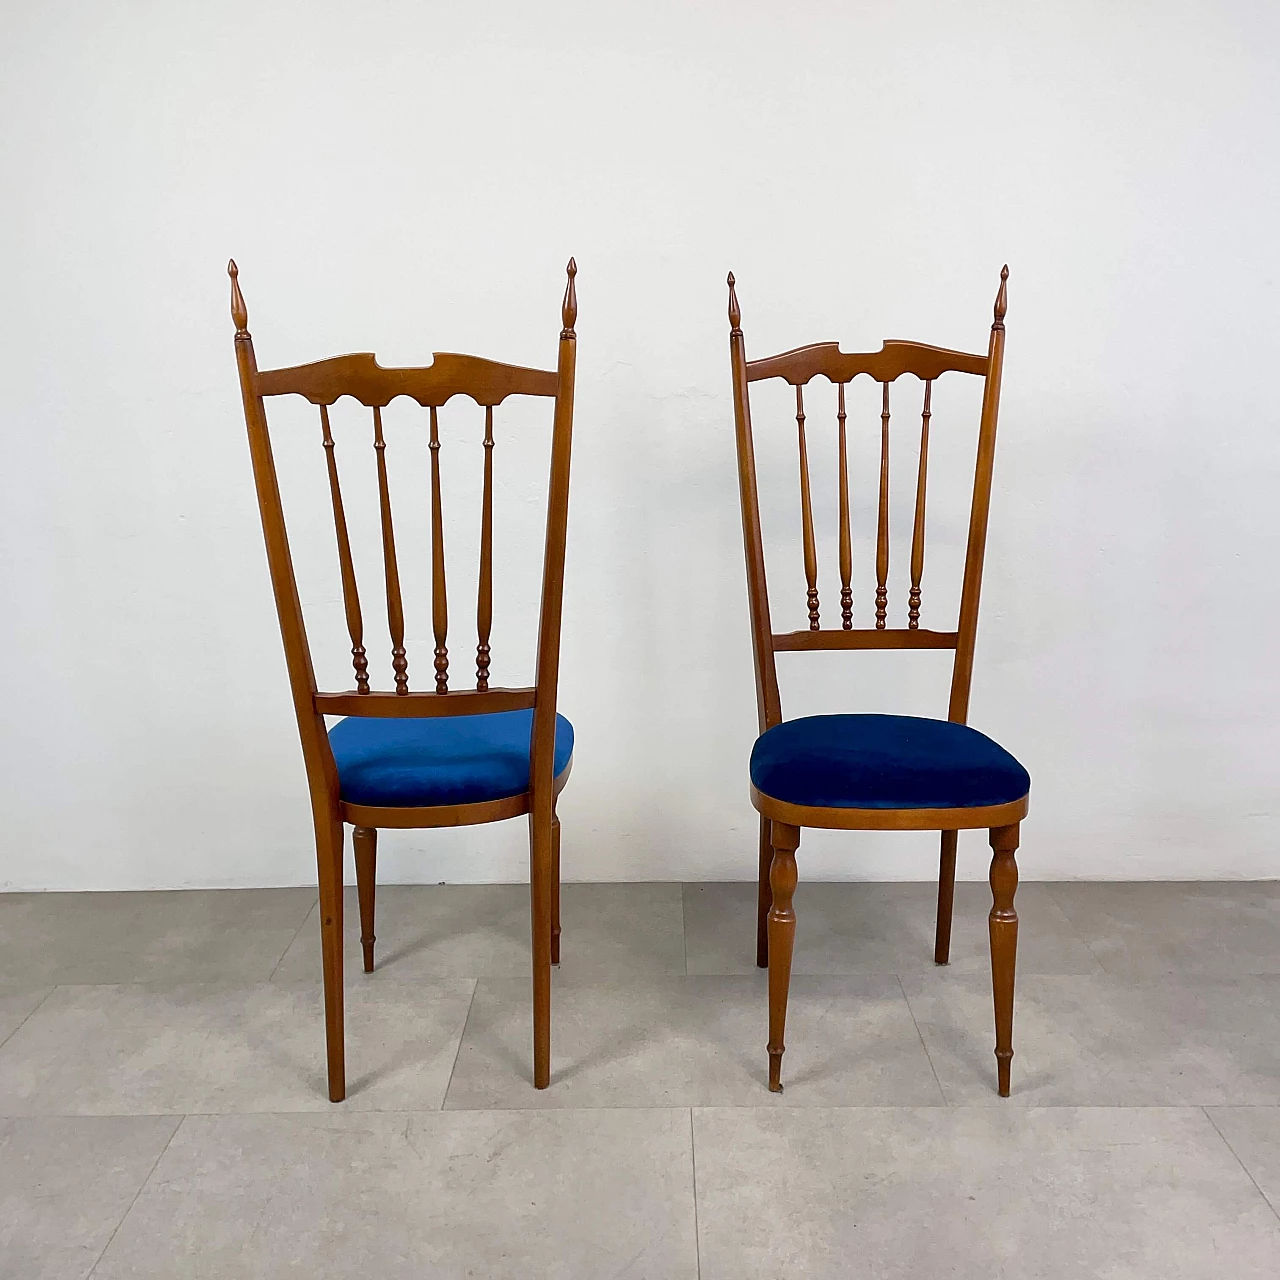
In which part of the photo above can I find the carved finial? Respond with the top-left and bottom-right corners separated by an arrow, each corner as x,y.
993,264 -> 1008,331
561,257 -> 577,338
228,259 -> 249,336
727,271 -> 741,333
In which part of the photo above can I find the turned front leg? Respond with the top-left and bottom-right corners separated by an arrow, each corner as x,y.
767,822 -> 800,1092
988,823 -> 1020,1097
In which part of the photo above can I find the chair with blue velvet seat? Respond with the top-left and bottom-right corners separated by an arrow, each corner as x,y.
726,267 -> 1030,1096
229,258 -> 579,1101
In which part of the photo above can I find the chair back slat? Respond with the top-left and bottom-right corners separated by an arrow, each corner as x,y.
836,383 -> 853,629
315,688 -> 534,718
727,267 -> 1009,731
427,406 -> 449,693
795,386 -> 820,629
908,381 -> 933,629
318,405 -> 370,692
476,405 -> 495,689
875,383 -> 891,629
371,406 -> 409,694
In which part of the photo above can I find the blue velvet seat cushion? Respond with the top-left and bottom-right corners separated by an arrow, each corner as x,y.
329,709 -> 573,808
750,714 -> 1029,810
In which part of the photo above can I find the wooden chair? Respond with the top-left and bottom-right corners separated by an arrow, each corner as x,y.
726,267 -> 1030,1096
229,258 -> 578,1101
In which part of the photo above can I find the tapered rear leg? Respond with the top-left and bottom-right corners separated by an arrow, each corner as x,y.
353,825 -> 377,974
551,810 -> 562,966
315,815 -> 346,1102
529,806 -> 554,1088
934,829 -> 958,964
988,822 -> 1020,1097
766,822 -> 800,1092
756,814 -> 772,968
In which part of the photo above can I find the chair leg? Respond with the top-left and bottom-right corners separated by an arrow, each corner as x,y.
353,826 -> 377,974
766,821 -> 800,1092
551,811 -> 562,966
934,829 -> 958,965
756,814 -> 772,969
528,807 -> 554,1089
988,822 -> 1020,1097
315,816 -> 346,1103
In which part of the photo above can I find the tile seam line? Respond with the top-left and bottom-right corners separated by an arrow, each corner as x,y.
680,883 -> 689,976
1202,1105 -> 1280,1225
85,1113 -> 185,1278
439,977 -> 480,1109
689,1107 -> 702,1280
897,972 -> 948,1106
1041,882 -> 1112,975
7,1102 -> 1249,1119
267,893 -> 321,981
0,984 -> 57,1053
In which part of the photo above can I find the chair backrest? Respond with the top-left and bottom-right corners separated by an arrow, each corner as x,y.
229,259 -> 578,811
727,267 -> 1009,735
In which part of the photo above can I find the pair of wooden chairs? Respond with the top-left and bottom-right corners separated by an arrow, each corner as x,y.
229,259 -> 1028,1104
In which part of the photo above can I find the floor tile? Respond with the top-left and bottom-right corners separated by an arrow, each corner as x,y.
272,882 -> 685,984
0,987 -> 52,1048
444,972 -> 944,1108
903,972 -> 1280,1105
683,880 -> 1101,976
1208,1108 -> 1280,1216
93,1109 -> 698,1279
0,979 -> 475,1115
0,890 -> 316,986
0,1115 -> 179,1280
692,1106 -> 1280,1279
1047,881 -> 1280,977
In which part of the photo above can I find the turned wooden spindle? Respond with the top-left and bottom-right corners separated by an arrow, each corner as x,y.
766,822 -> 800,1092
908,381 -> 932,629
796,386 -> 820,629
428,406 -> 449,693
372,406 -> 409,694
988,822 -> 1020,1097
993,264 -> 1008,332
318,406 -> 370,692
875,382 -> 891,629
476,405 -> 494,689
727,271 -> 741,334
837,382 -> 853,629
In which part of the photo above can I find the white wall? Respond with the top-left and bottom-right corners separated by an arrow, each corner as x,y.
2,0 -> 1278,891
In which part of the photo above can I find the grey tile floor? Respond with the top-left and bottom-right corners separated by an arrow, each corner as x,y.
2,880 -> 1280,1277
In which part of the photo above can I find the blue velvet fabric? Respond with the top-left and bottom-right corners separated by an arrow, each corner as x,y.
750,714 -> 1029,810
329,709 -> 573,808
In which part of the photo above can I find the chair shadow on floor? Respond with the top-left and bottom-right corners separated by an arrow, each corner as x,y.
375,917 -> 528,972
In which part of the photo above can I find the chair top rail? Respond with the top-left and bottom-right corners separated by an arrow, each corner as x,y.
746,339 -> 988,386
257,351 -> 558,408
